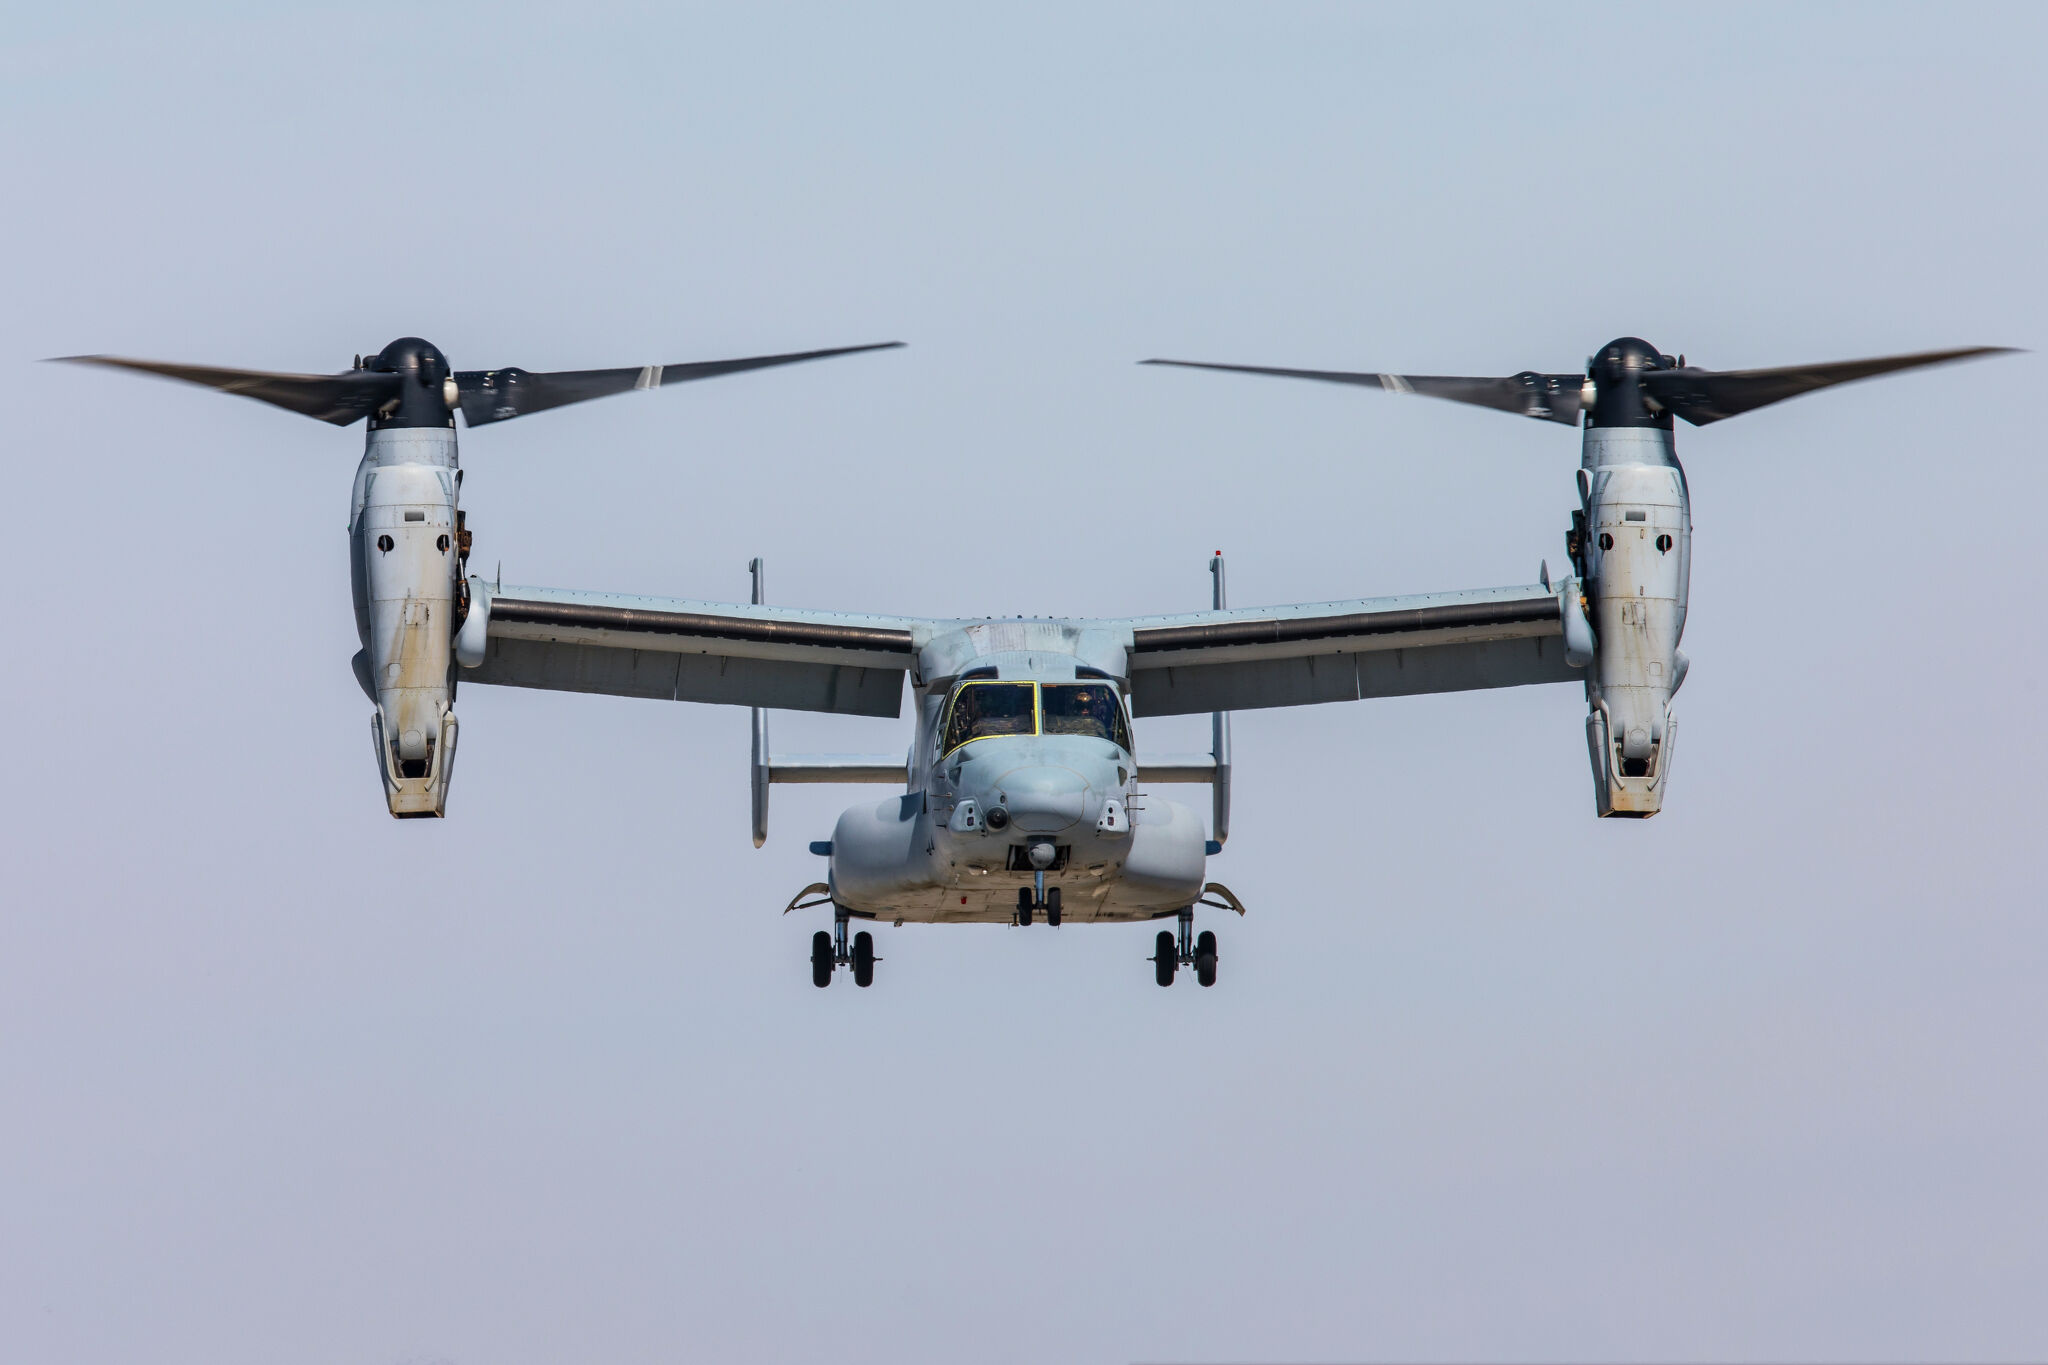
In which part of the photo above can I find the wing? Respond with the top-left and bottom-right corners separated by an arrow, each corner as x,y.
1119,583 -> 1578,716
466,584 -> 923,717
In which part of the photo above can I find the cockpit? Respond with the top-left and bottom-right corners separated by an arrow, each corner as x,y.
940,680 -> 1134,756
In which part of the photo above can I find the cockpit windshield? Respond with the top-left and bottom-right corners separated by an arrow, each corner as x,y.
1041,683 -> 1133,750
941,681 -> 1038,753
940,679 -> 1134,756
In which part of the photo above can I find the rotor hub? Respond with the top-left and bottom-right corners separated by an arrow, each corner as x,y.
1587,336 -> 1677,430
366,337 -> 456,430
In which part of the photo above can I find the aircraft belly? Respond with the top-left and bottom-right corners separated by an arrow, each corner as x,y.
884,886 -> 1184,925
849,799 -> 1206,924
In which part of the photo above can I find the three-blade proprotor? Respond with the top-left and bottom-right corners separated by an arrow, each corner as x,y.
1144,336 -> 2016,823
59,338 -> 906,430
52,356 -> 402,426
1140,358 -> 1587,425
1144,342 -> 2017,430
454,341 -> 905,426
1640,346 -> 2017,426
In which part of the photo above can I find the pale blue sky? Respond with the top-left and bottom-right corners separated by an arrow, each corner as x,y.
2,4 -> 2044,1362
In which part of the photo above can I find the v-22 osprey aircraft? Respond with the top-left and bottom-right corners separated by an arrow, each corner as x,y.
65,334 -> 2011,988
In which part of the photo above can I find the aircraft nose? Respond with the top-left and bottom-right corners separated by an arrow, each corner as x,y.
995,766 -> 1090,833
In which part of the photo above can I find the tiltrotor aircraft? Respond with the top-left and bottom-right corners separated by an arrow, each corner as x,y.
67,334 -> 2010,990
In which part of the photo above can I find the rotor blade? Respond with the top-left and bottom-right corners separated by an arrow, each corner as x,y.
1641,346 -> 2018,426
1141,358 -> 1585,425
52,355 -> 400,426
454,341 -> 905,426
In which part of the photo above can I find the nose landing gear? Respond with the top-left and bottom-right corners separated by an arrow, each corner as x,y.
811,910 -> 878,988
1014,874 -> 1062,927
1151,908 -> 1218,988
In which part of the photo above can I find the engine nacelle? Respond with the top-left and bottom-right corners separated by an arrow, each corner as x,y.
1578,427 -> 1690,817
350,427 -> 463,817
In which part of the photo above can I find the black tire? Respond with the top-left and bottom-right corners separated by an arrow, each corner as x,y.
852,930 -> 875,988
1045,886 -> 1062,927
811,930 -> 834,989
1154,930 -> 1177,987
1017,886 -> 1033,926
1196,929 -> 1218,987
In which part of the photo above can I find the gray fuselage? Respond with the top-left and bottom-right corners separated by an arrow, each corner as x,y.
827,629 -> 1209,925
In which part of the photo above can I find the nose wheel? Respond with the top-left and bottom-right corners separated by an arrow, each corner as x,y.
1015,875 -> 1062,927
1151,909 -> 1218,987
811,911 -> 878,988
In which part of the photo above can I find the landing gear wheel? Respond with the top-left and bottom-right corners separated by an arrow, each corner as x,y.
1016,886 -> 1034,926
1154,930 -> 1177,987
810,930 -> 834,988
1045,887 -> 1062,927
1194,929 -> 1218,988
852,931 -> 875,988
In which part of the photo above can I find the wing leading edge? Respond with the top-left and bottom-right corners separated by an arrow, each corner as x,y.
467,584 -> 921,717
1121,583 -> 1578,717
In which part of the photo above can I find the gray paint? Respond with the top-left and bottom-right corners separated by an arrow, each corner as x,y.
455,577 -> 1594,929
8,8 -> 2046,1363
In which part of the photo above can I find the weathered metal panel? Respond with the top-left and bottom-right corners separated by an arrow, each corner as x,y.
1130,634 -> 1578,717
468,637 -> 905,717
1579,426 -> 1693,816
468,636 -> 681,700
355,427 -> 463,816
1130,592 -> 1561,658
488,595 -> 915,664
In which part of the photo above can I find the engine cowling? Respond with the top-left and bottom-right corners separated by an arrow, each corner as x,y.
350,427 -> 462,816
1578,427 -> 1690,817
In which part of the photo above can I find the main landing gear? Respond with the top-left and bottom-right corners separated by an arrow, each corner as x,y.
1015,872 -> 1062,927
811,910 -> 876,988
1152,908 -> 1218,988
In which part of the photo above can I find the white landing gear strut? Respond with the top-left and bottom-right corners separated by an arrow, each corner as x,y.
1014,870 -> 1063,927
1149,883 -> 1244,988
1152,907 -> 1219,988
810,907 -> 878,989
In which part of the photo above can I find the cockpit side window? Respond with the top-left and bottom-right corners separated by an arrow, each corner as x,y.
1040,683 -> 1133,752
941,681 -> 1039,754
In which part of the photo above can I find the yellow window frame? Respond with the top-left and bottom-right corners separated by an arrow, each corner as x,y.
940,679 -> 1041,757
1040,680 -> 1135,752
